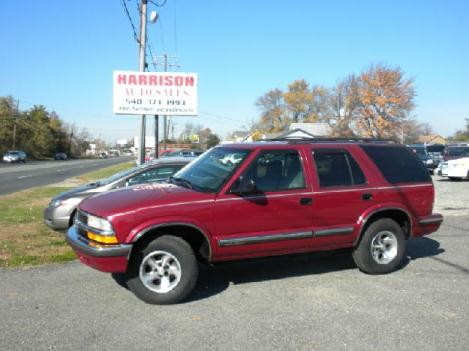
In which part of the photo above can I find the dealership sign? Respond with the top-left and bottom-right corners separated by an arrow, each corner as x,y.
113,71 -> 198,116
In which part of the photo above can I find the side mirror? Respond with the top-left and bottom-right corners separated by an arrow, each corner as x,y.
230,176 -> 256,194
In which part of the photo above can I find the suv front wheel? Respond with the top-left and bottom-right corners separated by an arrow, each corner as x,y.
352,218 -> 405,274
127,235 -> 199,304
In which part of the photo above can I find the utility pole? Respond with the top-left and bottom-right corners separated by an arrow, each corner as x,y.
154,115 -> 159,158
152,53 -> 179,151
12,100 -> 19,150
69,129 -> 74,156
163,53 -> 168,151
138,0 -> 148,165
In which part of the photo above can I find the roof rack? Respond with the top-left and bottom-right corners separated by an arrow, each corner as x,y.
263,136 -> 397,144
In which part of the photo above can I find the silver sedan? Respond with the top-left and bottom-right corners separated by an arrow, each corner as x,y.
44,157 -> 193,231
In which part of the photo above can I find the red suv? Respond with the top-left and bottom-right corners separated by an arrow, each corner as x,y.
66,139 -> 443,304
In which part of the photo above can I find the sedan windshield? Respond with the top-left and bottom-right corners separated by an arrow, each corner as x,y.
99,163 -> 150,185
170,147 -> 250,193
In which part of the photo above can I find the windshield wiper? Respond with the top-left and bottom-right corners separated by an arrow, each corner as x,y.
169,176 -> 193,190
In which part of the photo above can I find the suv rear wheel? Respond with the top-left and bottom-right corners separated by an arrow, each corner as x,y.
352,218 -> 405,274
127,235 -> 198,304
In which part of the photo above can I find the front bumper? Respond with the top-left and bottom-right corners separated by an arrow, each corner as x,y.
44,206 -> 71,231
66,226 -> 131,273
442,168 -> 468,178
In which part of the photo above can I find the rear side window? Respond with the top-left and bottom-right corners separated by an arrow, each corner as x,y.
361,145 -> 431,184
313,150 -> 366,187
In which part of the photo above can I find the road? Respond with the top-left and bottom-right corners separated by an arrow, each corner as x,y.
0,157 -> 133,195
1,215 -> 468,351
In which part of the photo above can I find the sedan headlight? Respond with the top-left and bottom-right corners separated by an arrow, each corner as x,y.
425,159 -> 433,165
49,199 -> 63,208
87,214 -> 113,232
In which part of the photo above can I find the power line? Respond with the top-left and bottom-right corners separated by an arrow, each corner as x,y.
150,0 -> 168,7
199,111 -> 242,122
146,33 -> 158,70
121,0 -> 139,43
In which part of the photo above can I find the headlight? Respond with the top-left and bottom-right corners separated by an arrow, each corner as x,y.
425,159 -> 433,165
49,199 -> 63,208
87,214 -> 113,232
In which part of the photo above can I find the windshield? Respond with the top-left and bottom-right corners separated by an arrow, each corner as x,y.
426,145 -> 445,153
445,147 -> 469,157
170,147 -> 250,193
99,163 -> 149,185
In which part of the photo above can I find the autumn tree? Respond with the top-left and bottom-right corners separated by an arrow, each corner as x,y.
284,80 -> 314,123
354,64 -> 415,138
328,75 -> 359,137
254,64 -> 418,140
452,118 -> 469,141
400,119 -> 434,144
255,88 -> 289,132
206,133 -> 221,148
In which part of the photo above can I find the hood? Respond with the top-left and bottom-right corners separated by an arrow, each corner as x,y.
53,182 -> 103,201
79,182 -> 214,219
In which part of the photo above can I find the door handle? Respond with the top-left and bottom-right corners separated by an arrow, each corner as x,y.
362,193 -> 373,201
300,197 -> 313,205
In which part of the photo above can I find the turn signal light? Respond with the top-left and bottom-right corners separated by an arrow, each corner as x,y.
87,232 -> 119,244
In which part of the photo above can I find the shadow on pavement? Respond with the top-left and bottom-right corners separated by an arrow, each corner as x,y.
113,237 -> 446,303
111,272 -> 129,290
187,250 -> 357,303
405,236 -> 444,261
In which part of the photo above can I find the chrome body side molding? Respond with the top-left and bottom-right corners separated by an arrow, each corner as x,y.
218,231 -> 312,247
314,227 -> 354,237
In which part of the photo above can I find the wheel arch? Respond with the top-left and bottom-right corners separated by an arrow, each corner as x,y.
355,207 -> 412,246
129,222 -> 212,263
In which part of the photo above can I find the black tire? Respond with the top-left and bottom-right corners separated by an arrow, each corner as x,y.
69,209 -> 77,228
352,218 -> 405,274
127,235 -> 198,304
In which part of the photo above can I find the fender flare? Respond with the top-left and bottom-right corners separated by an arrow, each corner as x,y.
127,219 -> 213,261
355,205 -> 413,245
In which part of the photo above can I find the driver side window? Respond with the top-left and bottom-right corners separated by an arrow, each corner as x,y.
241,150 -> 305,192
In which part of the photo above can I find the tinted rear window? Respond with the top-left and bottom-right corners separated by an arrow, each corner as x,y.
361,145 -> 431,184
426,144 -> 445,153
313,150 -> 366,187
445,147 -> 469,157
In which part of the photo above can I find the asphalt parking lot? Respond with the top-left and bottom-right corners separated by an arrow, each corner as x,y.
0,175 -> 468,351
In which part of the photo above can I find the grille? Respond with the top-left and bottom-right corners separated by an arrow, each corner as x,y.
77,210 -> 88,224
76,210 -> 88,239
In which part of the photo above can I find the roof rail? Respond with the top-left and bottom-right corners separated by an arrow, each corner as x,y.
264,136 -> 397,144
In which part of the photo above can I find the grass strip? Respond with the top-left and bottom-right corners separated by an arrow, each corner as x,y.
0,161 -> 133,268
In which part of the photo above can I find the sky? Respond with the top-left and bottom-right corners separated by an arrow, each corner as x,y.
0,0 -> 468,143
